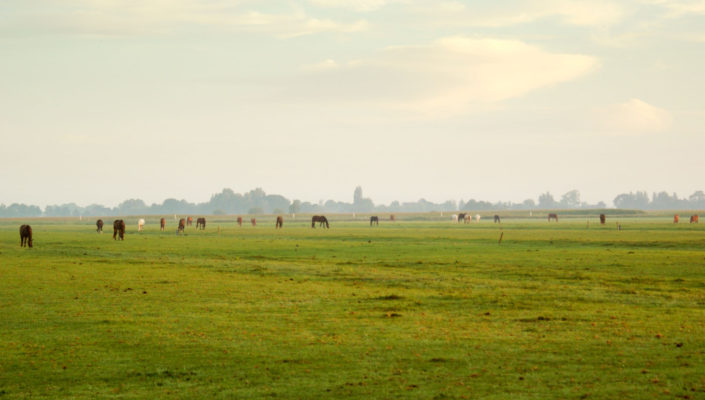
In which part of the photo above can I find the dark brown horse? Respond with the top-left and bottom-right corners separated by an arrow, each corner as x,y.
251,218 -> 257,226
390,214 -> 396,222
237,217 -> 243,226
599,214 -> 606,224
196,217 -> 206,230
160,218 -> 166,231
96,219 -> 104,233
691,215 -> 699,223
187,216 -> 193,226
457,213 -> 467,223
275,216 -> 283,229
548,213 -> 558,222
113,219 -> 125,240
494,215 -> 501,223
370,216 -> 379,226
20,225 -> 33,247
178,218 -> 186,233
312,215 -> 329,228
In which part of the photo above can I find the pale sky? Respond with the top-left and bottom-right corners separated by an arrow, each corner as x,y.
1,0 -> 704,207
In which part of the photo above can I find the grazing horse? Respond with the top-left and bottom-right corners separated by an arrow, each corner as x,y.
187,216 -> 193,226
275,216 -> 283,229
160,218 -> 166,231
19,225 -> 33,248
138,218 -> 145,232
370,216 -> 379,226
674,214 -> 679,223
178,218 -> 186,233
548,213 -> 558,222
96,219 -> 104,233
475,214 -> 481,222
457,213 -> 466,223
196,217 -> 206,230
237,217 -> 243,226
113,219 -> 125,240
390,214 -> 396,222
312,215 -> 329,228
691,215 -> 699,223
494,215 -> 501,223
251,218 -> 257,226
599,214 -> 606,224
451,214 -> 458,222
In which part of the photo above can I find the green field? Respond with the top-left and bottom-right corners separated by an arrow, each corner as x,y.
1,215 -> 704,399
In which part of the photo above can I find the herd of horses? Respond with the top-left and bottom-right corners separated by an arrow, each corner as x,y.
17,212 -> 702,247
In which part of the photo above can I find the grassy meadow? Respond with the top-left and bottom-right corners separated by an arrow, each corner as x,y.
1,213 -> 704,399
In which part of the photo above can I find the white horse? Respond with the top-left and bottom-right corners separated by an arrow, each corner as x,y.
475,214 -> 481,222
451,214 -> 458,222
138,218 -> 145,232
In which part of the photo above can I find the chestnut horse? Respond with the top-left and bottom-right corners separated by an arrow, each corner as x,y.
674,214 -> 679,223
390,214 -> 396,222
370,216 -> 379,226
187,216 -> 193,226
237,217 -> 243,226
599,214 -> 606,224
196,217 -> 206,230
20,225 -> 33,248
113,219 -> 125,240
275,216 -> 283,229
178,218 -> 186,233
691,215 -> 699,223
312,215 -> 329,228
160,218 -> 166,231
548,213 -> 558,222
251,218 -> 257,226
96,219 -> 104,233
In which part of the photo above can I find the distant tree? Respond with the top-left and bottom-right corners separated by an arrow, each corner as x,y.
116,199 -> 148,215
212,209 -> 226,215
689,191 -> 705,208
248,207 -> 264,214
522,199 -> 536,209
352,186 -> 374,212
289,200 -> 302,214
538,192 -> 557,209
613,191 -> 650,209
560,190 -> 581,209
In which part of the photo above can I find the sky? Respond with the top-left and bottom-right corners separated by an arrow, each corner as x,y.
1,0 -> 704,208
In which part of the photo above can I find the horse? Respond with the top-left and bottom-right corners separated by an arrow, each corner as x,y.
96,219 -> 104,233
113,219 -> 125,240
196,217 -> 206,230
312,215 -> 329,228
178,218 -> 186,233
599,214 -> 606,224
494,215 -> 501,223
457,213 -> 466,223
138,218 -> 145,232
691,215 -> 699,223
475,214 -> 481,222
19,225 -> 32,247
390,214 -> 396,222
187,216 -> 193,226
160,218 -> 166,231
674,214 -> 679,223
251,218 -> 257,226
370,216 -> 379,226
237,217 -> 243,226
275,216 -> 283,229
451,214 -> 458,222
548,213 -> 558,222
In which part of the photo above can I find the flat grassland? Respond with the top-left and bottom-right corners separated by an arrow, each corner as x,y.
1,215 -> 704,399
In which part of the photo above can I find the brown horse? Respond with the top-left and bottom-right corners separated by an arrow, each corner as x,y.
494,215 -> 501,223
178,218 -> 186,233
275,216 -> 283,229
674,214 -> 679,223
370,216 -> 379,226
548,213 -> 558,222
390,214 -> 396,222
599,214 -> 606,224
237,217 -> 243,226
96,219 -> 104,233
196,217 -> 206,230
312,215 -> 329,228
113,219 -> 125,240
457,213 -> 467,224
160,218 -> 166,231
187,216 -> 193,226
251,218 -> 257,226
691,215 -> 699,223
20,225 -> 33,247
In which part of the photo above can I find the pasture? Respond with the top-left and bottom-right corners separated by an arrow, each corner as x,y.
1,215 -> 704,399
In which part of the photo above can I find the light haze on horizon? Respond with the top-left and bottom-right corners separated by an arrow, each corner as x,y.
1,0 -> 704,208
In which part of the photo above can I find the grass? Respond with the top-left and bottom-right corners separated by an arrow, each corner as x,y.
0,215 -> 704,399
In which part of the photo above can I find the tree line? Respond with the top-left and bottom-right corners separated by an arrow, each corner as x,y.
1,187 -> 703,218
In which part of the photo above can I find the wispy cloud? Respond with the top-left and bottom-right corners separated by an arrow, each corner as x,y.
598,98 -> 672,135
